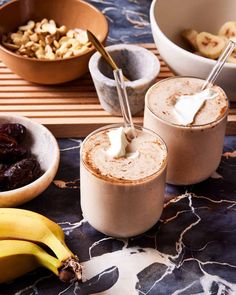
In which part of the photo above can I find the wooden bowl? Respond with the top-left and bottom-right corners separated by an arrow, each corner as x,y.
0,114 -> 60,207
0,0 -> 108,84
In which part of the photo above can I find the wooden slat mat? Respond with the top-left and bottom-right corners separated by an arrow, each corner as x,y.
0,43 -> 235,137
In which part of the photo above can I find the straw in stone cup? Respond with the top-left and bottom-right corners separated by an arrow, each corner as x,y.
113,69 -> 136,138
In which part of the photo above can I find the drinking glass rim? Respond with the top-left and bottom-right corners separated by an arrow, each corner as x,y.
80,123 -> 168,184
145,76 -> 229,129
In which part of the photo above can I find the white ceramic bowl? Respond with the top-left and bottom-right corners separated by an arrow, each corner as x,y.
0,115 -> 60,207
150,0 -> 236,100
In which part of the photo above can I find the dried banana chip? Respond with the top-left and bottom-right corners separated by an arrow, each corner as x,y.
196,32 -> 226,59
218,21 -> 236,39
181,29 -> 198,50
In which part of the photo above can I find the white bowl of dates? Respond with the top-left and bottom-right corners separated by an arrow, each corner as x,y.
0,115 -> 60,207
150,0 -> 236,100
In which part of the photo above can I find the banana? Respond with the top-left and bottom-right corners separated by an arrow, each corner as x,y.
227,52 -> 236,63
182,29 -> 198,50
0,239 -> 60,283
196,32 -> 226,59
0,208 -> 65,241
0,209 -> 82,281
193,51 -> 203,56
218,21 -> 236,39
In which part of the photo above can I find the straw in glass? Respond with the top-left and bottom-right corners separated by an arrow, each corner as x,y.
201,40 -> 236,90
113,69 -> 136,138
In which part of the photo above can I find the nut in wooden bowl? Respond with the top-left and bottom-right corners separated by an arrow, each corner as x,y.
0,0 -> 108,84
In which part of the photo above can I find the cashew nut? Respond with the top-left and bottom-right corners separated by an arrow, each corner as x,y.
41,20 -> 57,35
2,18 -> 90,59
74,29 -> 89,45
45,44 -> 55,60
29,33 -> 39,43
35,47 -> 45,59
19,20 -> 35,31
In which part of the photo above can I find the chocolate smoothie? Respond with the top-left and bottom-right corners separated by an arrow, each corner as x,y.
144,77 -> 228,185
80,124 -> 167,238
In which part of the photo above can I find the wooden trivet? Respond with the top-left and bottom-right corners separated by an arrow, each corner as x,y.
0,43 -> 235,137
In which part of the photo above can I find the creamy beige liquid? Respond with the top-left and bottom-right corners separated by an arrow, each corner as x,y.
80,125 -> 167,238
144,77 -> 228,185
148,78 -> 227,126
83,128 -> 166,181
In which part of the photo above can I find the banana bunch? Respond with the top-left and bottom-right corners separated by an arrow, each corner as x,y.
0,208 -> 82,284
182,21 -> 236,62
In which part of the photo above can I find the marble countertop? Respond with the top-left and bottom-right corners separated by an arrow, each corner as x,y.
0,1 -> 236,294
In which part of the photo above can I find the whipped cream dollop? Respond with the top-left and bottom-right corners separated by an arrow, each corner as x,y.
106,127 -> 139,159
106,127 -> 129,158
174,88 -> 218,125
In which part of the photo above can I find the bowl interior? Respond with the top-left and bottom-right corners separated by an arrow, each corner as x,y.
97,48 -> 157,81
154,0 -> 236,50
0,0 -> 107,43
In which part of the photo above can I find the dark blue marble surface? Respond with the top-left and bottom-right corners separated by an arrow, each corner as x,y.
0,0 -> 236,294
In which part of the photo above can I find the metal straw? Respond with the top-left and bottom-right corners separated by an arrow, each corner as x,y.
201,40 -> 236,90
113,69 -> 136,137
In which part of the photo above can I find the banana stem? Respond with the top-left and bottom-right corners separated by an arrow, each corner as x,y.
44,234 -> 82,281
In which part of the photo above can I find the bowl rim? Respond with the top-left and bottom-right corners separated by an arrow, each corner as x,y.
150,0 -> 236,69
0,114 -> 60,200
89,44 -> 161,87
0,0 -> 109,62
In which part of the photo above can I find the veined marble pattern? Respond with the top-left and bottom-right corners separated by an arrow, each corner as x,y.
86,0 -> 153,44
0,0 -> 236,294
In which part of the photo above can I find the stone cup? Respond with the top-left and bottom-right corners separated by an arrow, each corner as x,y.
89,44 -> 160,116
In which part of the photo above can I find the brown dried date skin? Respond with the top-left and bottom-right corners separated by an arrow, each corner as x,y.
0,146 -> 29,163
0,173 -> 6,191
0,133 -> 17,148
0,124 -> 26,143
0,163 -> 9,174
4,158 -> 42,190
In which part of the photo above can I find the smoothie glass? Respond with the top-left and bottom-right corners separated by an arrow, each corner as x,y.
144,76 -> 228,185
80,124 -> 167,238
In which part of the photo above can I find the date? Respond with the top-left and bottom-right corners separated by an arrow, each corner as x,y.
0,123 -> 42,191
0,123 -> 26,143
4,158 -> 42,190
0,133 -> 17,148
0,146 -> 29,163
0,174 -> 6,191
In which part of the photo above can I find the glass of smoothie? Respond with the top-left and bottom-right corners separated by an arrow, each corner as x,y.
80,124 -> 167,238
144,76 -> 228,185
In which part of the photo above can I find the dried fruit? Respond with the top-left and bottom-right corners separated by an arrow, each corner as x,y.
0,123 -> 26,142
0,133 -> 17,148
218,21 -> 236,39
4,158 -> 41,190
0,123 -> 42,191
0,146 -> 29,164
227,51 -> 236,63
181,29 -> 198,50
181,21 -> 236,63
196,32 -> 226,59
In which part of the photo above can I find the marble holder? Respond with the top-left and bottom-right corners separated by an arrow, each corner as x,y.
89,44 -> 160,116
